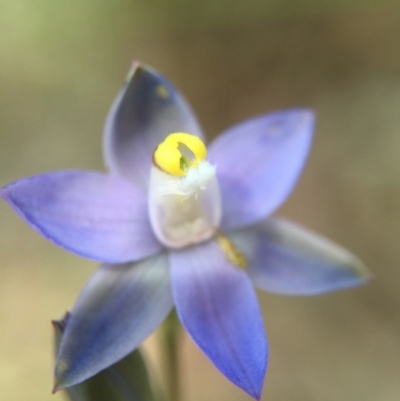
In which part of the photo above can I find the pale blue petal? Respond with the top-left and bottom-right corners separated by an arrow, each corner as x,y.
209,110 -> 314,230
104,62 -> 203,190
170,241 -> 268,399
230,218 -> 372,295
0,171 -> 162,263
53,313 -> 157,401
54,253 -> 172,390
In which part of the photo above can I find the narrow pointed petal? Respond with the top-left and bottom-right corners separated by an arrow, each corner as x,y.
231,218 -> 372,295
53,313 -> 158,401
55,253 -> 172,390
170,241 -> 268,399
208,110 -> 314,230
104,62 -> 203,190
0,171 -> 161,263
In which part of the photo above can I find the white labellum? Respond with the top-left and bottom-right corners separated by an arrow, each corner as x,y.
148,160 -> 221,248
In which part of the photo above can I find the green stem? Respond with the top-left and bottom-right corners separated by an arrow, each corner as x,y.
160,309 -> 181,401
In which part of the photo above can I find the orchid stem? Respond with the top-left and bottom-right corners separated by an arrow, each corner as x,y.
161,309 -> 181,401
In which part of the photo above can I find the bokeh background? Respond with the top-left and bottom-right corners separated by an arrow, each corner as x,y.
1,1 -> 400,400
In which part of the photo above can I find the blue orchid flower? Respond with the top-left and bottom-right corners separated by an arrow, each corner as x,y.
0,62 -> 371,399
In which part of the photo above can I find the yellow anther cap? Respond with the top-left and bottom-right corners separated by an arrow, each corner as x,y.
153,133 -> 207,176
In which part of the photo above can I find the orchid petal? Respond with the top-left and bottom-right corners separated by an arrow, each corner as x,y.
170,241 -> 268,399
53,313 -> 157,401
0,171 -> 161,263
230,218 -> 372,295
104,62 -> 203,190
209,110 -> 314,230
54,253 -> 172,390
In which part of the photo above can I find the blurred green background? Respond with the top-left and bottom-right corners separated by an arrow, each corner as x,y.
1,1 -> 400,400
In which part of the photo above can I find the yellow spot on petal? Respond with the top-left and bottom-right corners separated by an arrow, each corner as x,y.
217,233 -> 247,268
57,360 -> 68,372
153,133 -> 207,176
156,84 -> 169,98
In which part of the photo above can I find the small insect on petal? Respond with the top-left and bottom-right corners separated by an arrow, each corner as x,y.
216,232 -> 247,268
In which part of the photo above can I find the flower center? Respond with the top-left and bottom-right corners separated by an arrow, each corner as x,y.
149,133 -> 221,248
